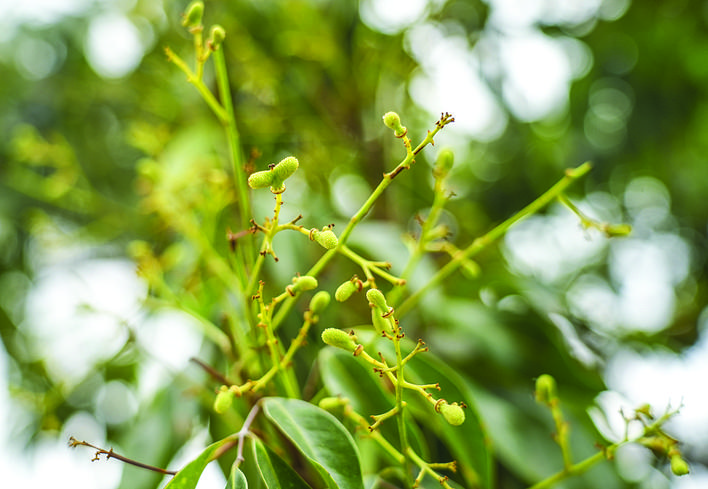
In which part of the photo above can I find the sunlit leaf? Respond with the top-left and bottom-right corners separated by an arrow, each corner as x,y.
164,436 -> 236,489
253,438 -> 312,489
226,464 -> 248,489
262,397 -> 364,489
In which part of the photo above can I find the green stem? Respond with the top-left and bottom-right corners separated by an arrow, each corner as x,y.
389,177 -> 448,307
337,122 -> 446,246
397,162 -> 593,317
549,399 -> 573,470
164,47 -> 228,123
528,451 -> 606,489
338,245 -> 403,285
212,47 -> 255,274
392,331 -> 412,485
271,117 -> 450,329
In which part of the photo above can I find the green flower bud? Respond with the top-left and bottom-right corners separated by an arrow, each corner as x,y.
182,1 -> 204,28
371,309 -> 388,335
319,396 -> 347,412
127,240 -> 151,260
213,386 -> 234,414
535,374 -> 557,404
437,401 -> 466,426
208,25 -> 226,51
321,328 -> 358,352
309,290 -> 331,314
603,223 -> 632,238
382,111 -> 407,138
335,280 -> 358,302
366,288 -> 389,313
269,157 -> 298,192
670,453 -> 690,476
248,169 -> 274,189
290,275 -> 318,294
460,258 -> 481,279
312,229 -> 338,250
433,148 -> 454,180
273,156 -> 299,181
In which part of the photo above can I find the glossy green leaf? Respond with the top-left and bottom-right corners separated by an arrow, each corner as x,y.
253,438 -> 312,489
226,464 -> 248,489
262,397 -> 364,489
164,436 -> 236,489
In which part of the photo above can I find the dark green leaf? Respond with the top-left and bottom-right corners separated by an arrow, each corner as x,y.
253,438 -> 312,489
262,397 -> 364,489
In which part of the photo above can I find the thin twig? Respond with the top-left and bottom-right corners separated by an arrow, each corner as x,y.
69,437 -> 177,475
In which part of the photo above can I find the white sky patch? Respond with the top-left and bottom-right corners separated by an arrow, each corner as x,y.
605,329 -> 708,453
359,0 -> 429,35
85,13 -> 145,78
498,31 -> 573,121
503,201 -> 608,284
407,25 -> 508,140
137,309 -> 205,373
24,258 -> 145,385
0,0 -> 94,30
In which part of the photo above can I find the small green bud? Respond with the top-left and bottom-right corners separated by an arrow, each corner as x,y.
437,401 -> 466,426
371,309 -> 388,335
382,111 -> 407,138
460,258 -> 481,279
366,288 -> 389,313
335,280 -> 359,302
208,25 -> 226,51
213,386 -> 234,414
312,229 -> 338,250
290,275 -> 318,294
670,453 -> 690,476
534,374 -> 557,404
603,223 -> 632,237
635,404 -> 653,419
127,240 -> 151,260
319,396 -> 347,412
273,156 -> 299,181
309,290 -> 331,315
433,148 -> 454,180
321,328 -> 358,352
248,169 -> 274,189
182,1 -> 204,28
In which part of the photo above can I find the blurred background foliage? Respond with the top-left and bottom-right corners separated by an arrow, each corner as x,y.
1,0 -> 707,488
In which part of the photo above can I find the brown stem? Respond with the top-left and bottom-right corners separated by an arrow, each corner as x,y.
190,356 -> 235,385
69,437 -> 177,475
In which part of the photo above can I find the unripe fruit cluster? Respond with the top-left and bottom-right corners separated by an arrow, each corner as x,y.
436,400 -> 466,426
248,156 -> 299,193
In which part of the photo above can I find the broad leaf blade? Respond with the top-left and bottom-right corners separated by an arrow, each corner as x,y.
253,438 -> 312,489
262,397 -> 364,489
226,465 -> 248,489
164,437 -> 235,489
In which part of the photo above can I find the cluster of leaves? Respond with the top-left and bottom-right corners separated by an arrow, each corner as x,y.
61,4 -> 691,489
0,1 -> 703,489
